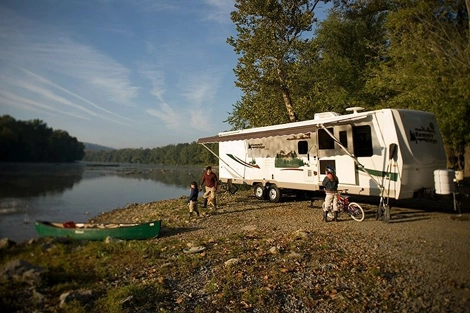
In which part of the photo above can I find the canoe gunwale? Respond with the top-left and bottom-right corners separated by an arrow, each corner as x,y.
34,220 -> 162,240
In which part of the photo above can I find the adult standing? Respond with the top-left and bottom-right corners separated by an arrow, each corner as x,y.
200,166 -> 219,209
322,167 -> 339,222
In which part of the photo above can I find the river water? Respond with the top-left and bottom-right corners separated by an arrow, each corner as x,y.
0,163 -> 204,243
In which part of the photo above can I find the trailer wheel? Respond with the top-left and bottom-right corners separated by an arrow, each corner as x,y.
268,185 -> 281,203
253,184 -> 266,200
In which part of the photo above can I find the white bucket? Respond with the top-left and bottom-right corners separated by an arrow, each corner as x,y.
434,169 -> 456,195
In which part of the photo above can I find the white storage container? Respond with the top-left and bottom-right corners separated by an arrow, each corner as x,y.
434,169 -> 456,195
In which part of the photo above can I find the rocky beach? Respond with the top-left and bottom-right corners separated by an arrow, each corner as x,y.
1,188 -> 469,312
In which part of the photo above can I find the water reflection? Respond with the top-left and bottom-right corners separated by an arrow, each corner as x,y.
0,163 -> 205,198
114,167 -> 203,188
0,163 -> 206,242
0,163 -> 84,198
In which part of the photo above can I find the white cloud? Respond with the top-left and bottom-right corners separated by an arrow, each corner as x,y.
178,70 -> 222,132
4,74 -> 98,117
0,9 -> 140,107
189,109 -> 206,132
203,0 -> 235,24
146,102 -> 182,130
139,67 -> 166,102
180,70 -> 220,105
0,89 -> 90,120
19,69 -> 134,124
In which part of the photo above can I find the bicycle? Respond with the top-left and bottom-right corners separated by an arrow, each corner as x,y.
322,189 -> 365,222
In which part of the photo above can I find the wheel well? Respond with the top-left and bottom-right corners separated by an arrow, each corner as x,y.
252,182 -> 276,189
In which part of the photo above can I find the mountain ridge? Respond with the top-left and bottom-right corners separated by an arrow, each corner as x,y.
83,142 -> 115,151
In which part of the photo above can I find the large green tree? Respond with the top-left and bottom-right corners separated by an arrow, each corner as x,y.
303,2 -> 388,114
0,115 -> 84,162
227,0 -> 328,128
365,0 -> 470,170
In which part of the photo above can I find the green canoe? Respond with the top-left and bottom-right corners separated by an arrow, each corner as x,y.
34,220 -> 162,240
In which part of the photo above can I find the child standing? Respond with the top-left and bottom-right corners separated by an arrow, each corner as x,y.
187,181 -> 200,220
322,167 -> 339,222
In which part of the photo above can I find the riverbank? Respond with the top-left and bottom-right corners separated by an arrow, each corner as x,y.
1,189 -> 469,312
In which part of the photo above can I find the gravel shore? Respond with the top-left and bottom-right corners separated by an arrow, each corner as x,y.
91,189 -> 470,312
2,188 -> 469,312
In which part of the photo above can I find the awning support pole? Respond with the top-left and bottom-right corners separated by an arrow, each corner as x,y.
201,143 -> 245,179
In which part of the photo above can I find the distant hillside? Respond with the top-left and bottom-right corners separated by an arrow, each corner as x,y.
83,142 -> 115,151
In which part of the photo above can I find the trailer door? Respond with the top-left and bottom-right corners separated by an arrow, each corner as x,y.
317,126 -> 357,185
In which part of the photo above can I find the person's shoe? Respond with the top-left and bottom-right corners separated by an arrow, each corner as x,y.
213,198 -> 218,210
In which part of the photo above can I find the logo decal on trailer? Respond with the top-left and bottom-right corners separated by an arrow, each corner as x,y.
409,123 -> 438,144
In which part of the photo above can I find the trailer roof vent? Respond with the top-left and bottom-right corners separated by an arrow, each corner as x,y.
314,112 -> 340,120
346,107 -> 365,114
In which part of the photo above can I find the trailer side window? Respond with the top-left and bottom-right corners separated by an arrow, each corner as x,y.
339,131 -> 348,148
353,125 -> 373,157
298,141 -> 308,154
318,128 -> 334,149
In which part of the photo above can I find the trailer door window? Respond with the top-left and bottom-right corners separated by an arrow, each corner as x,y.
298,141 -> 308,154
318,128 -> 334,149
353,125 -> 373,157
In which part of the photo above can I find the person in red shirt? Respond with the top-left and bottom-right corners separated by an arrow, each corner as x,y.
200,166 -> 218,210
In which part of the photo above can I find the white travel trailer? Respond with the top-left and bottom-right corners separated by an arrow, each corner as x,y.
197,108 -> 447,203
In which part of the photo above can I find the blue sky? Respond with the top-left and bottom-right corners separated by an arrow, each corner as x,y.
0,0 -> 330,149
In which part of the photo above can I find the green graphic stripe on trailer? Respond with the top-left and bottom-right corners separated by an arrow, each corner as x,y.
357,167 -> 398,182
226,154 -> 260,169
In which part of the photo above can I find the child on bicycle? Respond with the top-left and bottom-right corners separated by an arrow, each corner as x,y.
322,167 -> 339,222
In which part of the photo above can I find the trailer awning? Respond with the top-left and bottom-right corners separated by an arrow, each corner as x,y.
197,124 -> 316,143
197,114 -> 368,144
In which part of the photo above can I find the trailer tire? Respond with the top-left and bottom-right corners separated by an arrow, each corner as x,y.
268,185 -> 281,203
254,184 -> 266,200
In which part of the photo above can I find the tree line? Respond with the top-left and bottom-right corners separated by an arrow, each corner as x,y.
0,114 -> 218,166
227,0 -> 469,172
82,142 -> 219,166
0,115 -> 85,162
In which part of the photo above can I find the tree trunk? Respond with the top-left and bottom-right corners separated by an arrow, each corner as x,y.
445,146 -> 455,169
465,144 -> 470,181
281,86 -> 297,122
466,0 -> 470,39
277,66 -> 297,122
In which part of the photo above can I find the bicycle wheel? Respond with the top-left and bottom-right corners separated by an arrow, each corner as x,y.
348,202 -> 365,222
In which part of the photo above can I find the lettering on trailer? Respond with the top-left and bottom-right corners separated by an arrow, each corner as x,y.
248,143 -> 266,150
409,123 -> 438,144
